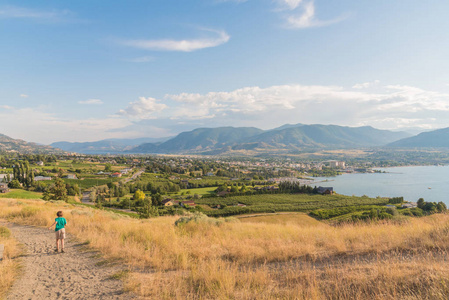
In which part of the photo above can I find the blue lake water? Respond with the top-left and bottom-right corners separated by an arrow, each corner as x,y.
313,165 -> 449,204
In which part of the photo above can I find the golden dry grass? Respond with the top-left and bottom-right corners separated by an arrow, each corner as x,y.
0,225 -> 20,299
2,198 -> 449,299
238,213 -> 327,227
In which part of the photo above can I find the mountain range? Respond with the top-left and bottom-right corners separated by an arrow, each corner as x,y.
4,123 -> 449,155
130,124 -> 411,154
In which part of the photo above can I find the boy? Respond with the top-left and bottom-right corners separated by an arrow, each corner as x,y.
48,211 -> 67,253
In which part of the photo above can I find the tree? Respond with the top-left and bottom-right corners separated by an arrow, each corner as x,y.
138,197 -> 159,218
151,193 -> 162,206
417,198 -> 425,209
8,179 -> 21,189
104,163 -> 112,172
134,189 -> 145,202
49,178 -> 68,201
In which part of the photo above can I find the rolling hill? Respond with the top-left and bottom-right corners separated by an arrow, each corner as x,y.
0,134 -> 59,153
388,127 -> 449,148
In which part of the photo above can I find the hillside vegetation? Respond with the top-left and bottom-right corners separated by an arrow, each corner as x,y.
388,127 -> 449,148
2,198 -> 449,299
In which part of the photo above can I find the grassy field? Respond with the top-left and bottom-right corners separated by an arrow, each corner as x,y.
2,197 -> 449,299
238,213 -> 326,227
196,193 -> 390,216
0,189 -> 43,199
174,187 -> 217,196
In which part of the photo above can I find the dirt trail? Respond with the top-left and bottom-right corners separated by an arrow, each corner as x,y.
3,222 -> 135,300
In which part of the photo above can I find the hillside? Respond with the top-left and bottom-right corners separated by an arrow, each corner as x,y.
245,125 -> 411,149
51,137 -> 170,154
132,126 -> 264,153
0,134 -> 58,154
388,127 -> 449,148
132,124 -> 410,154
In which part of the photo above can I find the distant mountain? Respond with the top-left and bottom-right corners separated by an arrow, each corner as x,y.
131,125 -> 411,154
388,127 -> 449,148
0,134 -> 58,154
132,127 -> 264,153
245,125 -> 411,149
51,137 -> 171,154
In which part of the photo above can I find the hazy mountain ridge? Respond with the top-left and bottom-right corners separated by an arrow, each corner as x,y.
0,134 -> 59,154
388,127 -> 449,148
51,137 -> 171,154
132,124 -> 412,154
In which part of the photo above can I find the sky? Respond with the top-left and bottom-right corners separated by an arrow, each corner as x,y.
1,0 -> 449,144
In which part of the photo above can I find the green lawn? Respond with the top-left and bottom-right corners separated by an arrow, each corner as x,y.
0,189 -> 43,199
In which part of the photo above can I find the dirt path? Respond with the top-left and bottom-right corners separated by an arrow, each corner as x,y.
3,222 -> 135,300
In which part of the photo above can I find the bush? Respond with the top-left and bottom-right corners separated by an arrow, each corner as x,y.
175,212 -> 224,226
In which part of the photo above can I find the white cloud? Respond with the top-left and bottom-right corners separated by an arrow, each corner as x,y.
119,83 -> 449,133
20,94 -> 29,98
119,28 -> 230,52
0,106 -> 134,144
0,5 -> 70,21
352,80 -> 380,89
285,1 -> 347,29
78,99 -> 103,105
277,0 -> 304,10
118,97 -> 168,119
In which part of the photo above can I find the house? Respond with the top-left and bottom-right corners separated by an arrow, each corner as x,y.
120,168 -> 132,174
64,174 -> 77,180
162,199 -> 179,206
402,202 -> 418,209
0,183 -> 9,193
205,172 -> 215,177
180,200 -> 196,208
34,176 -> 52,181
217,191 -> 230,197
317,186 -> 334,195
36,161 -> 44,166
111,172 -> 122,178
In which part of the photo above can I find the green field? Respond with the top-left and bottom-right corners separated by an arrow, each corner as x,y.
195,193 -> 390,217
0,189 -> 43,199
174,187 -> 217,196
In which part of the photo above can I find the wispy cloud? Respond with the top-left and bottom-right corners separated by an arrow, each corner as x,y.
285,1 -> 347,29
119,28 -> 230,52
20,94 -> 29,98
0,5 -> 71,21
118,97 -> 168,119
78,99 -> 103,105
277,0 -> 304,11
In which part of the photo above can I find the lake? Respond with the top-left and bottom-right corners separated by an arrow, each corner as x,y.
312,165 -> 449,204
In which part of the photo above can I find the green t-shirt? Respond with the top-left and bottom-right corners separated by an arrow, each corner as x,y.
55,217 -> 67,231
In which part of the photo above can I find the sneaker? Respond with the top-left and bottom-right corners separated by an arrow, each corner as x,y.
61,249 -> 65,253
54,249 -> 58,253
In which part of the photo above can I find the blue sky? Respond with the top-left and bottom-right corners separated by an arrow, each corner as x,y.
1,0 -> 449,143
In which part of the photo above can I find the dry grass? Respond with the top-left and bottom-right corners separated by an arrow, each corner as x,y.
0,225 -> 21,299
2,198 -> 449,299
238,213 -> 327,227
